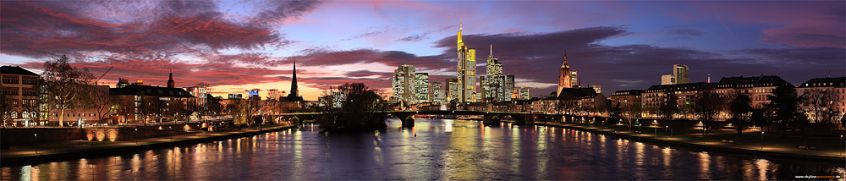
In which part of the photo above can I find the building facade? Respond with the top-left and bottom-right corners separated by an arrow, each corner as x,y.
641,82 -> 713,119
431,81 -> 445,105
609,90 -> 643,120
1,66 -> 41,125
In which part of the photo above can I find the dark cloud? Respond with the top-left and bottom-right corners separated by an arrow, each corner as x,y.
0,1 -> 317,58
425,26 -> 845,96
293,49 -> 452,70
21,58 -> 293,88
250,0 -> 323,26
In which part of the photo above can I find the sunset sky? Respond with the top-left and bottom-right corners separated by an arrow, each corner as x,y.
1,0 -> 844,100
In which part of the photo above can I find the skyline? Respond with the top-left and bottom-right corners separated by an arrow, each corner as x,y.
2,1 -> 844,100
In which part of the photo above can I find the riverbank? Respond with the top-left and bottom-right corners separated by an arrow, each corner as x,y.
0,125 -> 296,165
535,122 -> 846,163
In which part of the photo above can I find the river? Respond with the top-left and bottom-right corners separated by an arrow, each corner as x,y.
2,118 -> 843,180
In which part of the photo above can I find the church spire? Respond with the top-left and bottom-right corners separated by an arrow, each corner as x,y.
290,59 -> 298,97
167,69 -> 174,88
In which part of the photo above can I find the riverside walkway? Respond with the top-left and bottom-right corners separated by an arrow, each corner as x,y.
1,124 -> 296,165
537,122 -> 846,162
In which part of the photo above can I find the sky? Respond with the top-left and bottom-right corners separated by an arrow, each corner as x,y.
1,0 -> 844,100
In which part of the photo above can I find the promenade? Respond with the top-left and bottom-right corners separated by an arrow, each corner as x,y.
0,124 -> 296,165
537,122 -> 846,162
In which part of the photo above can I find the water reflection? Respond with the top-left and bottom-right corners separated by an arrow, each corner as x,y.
2,118 -> 843,180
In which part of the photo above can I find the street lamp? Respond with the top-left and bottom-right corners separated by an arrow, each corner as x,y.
33,133 -> 38,155
760,131 -> 765,150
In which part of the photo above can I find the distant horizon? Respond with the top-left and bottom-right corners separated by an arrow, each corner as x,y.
2,1 -> 843,101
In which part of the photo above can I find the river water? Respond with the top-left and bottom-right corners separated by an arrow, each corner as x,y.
2,118 -> 844,180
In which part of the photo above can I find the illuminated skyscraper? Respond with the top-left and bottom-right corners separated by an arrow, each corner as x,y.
557,51 -> 573,96
673,64 -> 689,84
414,73 -> 429,103
570,71 -> 579,88
456,23 -> 478,103
446,78 -> 459,103
392,65 -> 416,104
482,44 -> 505,102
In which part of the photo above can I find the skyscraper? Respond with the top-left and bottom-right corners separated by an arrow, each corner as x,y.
414,73 -> 429,103
673,64 -> 689,84
503,75 -> 515,102
456,23 -> 478,103
431,81 -> 445,105
446,78 -> 459,103
570,71 -> 579,88
482,44 -> 505,102
557,51 -> 573,96
392,65 -> 416,104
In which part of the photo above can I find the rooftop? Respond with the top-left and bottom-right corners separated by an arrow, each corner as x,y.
798,77 -> 846,88
0,66 -> 38,76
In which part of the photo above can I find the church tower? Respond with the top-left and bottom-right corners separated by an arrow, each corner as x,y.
285,59 -> 303,101
557,51 -> 572,96
167,69 -> 175,88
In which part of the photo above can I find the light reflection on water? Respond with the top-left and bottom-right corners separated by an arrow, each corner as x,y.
2,118 -> 843,180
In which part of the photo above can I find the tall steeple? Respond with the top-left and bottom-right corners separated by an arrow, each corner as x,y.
290,59 -> 298,98
557,49 -> 572,96
167,69 -> 174,88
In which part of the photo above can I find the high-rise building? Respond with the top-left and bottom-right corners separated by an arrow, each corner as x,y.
591,85 -> 602,94
661,74 -> 674,85
503,75 -> 515,102
456,23 -> 478,103
570,71 -> 579,88
519,87 -> 531,100
481,44 -> 504,103
446,78 -> 459,103
414,73 -> 429,103
431,81 -> 445,105
673,64 -> 689,84
557,52 -> 573,96
392,65 -> 416,104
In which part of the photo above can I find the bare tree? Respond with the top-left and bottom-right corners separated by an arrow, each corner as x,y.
729,92 -> 752,136
801,89 -> 841,125
659,93 -> 678,120
694,88 -> 724,123
42,55 -> 93,127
